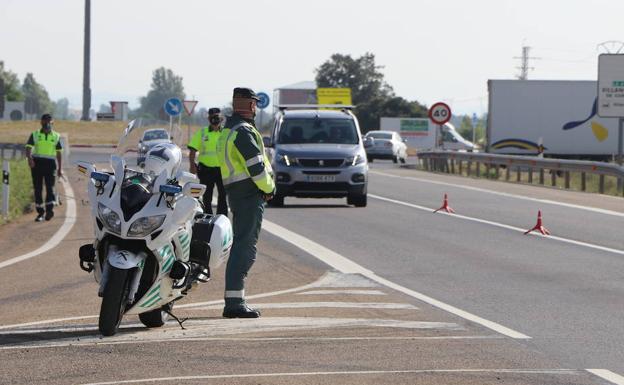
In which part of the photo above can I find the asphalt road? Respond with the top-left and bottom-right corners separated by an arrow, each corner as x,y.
0,153 -> 622,384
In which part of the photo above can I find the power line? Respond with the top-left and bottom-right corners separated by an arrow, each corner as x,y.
514,45 -> 539,80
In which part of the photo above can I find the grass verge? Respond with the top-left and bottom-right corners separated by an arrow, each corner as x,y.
0,159 -> 33,225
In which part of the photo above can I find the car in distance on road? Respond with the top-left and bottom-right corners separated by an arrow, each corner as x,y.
364,130 -> 408,163
137,128 -> 171,166
265,106 -> 368,207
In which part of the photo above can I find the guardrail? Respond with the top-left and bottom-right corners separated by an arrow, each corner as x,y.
0,143 -> 26,160
415,151 -> 624,196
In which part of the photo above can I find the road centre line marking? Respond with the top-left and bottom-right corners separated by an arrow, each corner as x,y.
0,177 -> 77,270
370,170 -> 624,218
79,369 -> 584,385
369,193 -> 624,257
586,369 -> 624,385
262,220 -> 531,339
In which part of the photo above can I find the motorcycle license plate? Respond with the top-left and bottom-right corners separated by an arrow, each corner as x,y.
307,175 -> 336,183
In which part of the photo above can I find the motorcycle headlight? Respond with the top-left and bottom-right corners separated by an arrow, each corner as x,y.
276,153 -> 296,166
346,154 -> 366,166
98,203 -> 121,234
128,215 -> 166,237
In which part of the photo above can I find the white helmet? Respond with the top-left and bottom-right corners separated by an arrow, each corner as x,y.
143,143 -> 182,178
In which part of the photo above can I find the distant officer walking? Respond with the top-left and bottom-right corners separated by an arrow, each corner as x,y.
217,88 -> 275,318
25,113 -> 63,222
188,108 -> 228,215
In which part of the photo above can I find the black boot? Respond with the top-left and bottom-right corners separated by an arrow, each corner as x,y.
45,210 -> 54,221
223,305 -> 261,318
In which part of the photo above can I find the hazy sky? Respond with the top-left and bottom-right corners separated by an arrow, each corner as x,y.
1,0 -> 623,115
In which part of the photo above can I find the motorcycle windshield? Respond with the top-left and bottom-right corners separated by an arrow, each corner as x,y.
114,118 -> 183,172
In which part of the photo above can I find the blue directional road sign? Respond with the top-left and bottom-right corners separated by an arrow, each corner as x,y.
256,92 -> 270,110
164,97 -> 183,117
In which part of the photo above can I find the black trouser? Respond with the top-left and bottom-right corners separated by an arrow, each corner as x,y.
197,164 -> 228,215
31,158 -> 56,215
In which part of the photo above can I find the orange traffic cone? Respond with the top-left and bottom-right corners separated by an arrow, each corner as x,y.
434,193 -> 455,213
524,210 -> 550,235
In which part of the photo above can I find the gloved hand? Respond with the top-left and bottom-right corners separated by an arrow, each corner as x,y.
262,190 -> 275,202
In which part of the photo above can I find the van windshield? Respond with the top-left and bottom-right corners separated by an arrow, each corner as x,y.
278,118 -> 358,144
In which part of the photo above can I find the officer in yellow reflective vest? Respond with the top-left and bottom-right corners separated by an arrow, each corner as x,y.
25,113 -> 63,222
188,108 -> 227,215
217,88 -> 275,318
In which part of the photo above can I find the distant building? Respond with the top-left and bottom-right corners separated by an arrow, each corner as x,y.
0,96 -> 26,121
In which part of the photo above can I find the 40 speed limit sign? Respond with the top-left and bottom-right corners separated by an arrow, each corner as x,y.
428,102 -> 452,125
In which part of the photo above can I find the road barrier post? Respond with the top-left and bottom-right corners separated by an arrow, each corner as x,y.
2,160 -> 9,219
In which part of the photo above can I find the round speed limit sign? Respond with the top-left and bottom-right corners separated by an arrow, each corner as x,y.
428,102 -> 452,125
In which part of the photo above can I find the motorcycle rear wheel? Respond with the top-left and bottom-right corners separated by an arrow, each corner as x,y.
99,266 -> 131,336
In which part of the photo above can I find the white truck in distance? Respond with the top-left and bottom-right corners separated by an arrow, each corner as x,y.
487,80 -> 622,160
379,117 -> 475,151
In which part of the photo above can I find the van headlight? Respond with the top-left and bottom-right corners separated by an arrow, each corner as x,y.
276,153 -> 296,166
98,203 -> 121,234
128,215 -> 166,237
346,154 -> 366,166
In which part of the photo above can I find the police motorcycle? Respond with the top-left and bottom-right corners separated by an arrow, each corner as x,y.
76,119 -> 233,336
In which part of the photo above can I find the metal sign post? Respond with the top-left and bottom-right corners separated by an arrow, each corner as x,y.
183,100 -> 198,143
2,160 -> 9,219
256,92 -> 270,131
428,102 -> 452,150
164,97 -> 183,134
597,54 -> 624,190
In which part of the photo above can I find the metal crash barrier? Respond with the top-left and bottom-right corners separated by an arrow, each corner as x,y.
415,151 -> 624,196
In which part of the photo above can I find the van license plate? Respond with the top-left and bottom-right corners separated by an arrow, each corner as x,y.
307,175 -> 336,182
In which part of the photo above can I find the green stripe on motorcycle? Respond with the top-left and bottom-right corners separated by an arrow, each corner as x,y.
146,285 -> 160,297
141,295 -> 161,308
162,258 -> 175,272
141,291 -> 161,307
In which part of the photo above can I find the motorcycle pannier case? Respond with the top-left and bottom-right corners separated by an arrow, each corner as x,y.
190,214 -> 233,269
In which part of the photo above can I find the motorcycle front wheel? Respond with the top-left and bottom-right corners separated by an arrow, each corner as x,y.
99,266 -> 131,336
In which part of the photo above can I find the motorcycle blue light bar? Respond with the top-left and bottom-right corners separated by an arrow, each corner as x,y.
90,171 -> 110,183
159,184 -> 182,195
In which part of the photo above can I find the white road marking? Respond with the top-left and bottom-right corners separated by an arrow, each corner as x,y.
0,317 -> 462,349
0,335 -> 503,350
262,220 -> 531,339
297,289 -> 386,295
0,177 -> 77,270
587,369 -> 624,385
370,170 -> 624,218
369,193 -> 624,257
195,302 -> 417,310
79,369 -> 584,385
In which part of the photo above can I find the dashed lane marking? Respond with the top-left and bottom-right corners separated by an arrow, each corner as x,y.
0,177 -> 77,270
262,220 -> 531,339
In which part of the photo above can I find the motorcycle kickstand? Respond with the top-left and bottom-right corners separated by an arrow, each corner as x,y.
164,307 -> 188,330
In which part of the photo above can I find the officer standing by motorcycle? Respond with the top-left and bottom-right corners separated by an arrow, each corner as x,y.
217,88 -> 275,318
25,113 -> 63,222
188,108 -> 228,215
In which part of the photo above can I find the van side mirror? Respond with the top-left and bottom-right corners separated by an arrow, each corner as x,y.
263,136 -> 272,148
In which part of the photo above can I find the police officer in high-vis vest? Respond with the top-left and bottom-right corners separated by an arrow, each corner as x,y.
25,113 -> 63,222
217,88 -> 275,318
188,108 -> 228,215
